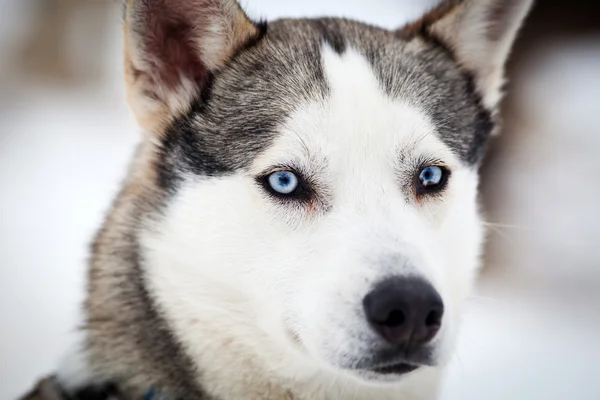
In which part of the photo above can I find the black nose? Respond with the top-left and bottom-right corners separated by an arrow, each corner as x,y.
363,277 -> 444,347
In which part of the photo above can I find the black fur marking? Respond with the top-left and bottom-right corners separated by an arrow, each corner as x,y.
155,17 -> 493,195
461,73 -> 495,164
242,20 -> 269,51
70,382 -> 121,400
311,19 -> 347,54
394,11 -> 497,165
157,112 -> 234,193
19,378 -> 122,400
397,25 -> 495,165
363,28 -> 494,164
155,19 -> 336,192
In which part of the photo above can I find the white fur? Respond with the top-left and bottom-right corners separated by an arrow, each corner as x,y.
140,46 -> 484,400
55,332 -> 98,391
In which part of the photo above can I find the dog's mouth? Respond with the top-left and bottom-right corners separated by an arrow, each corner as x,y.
370,362 -> 419,375
349,361 -> 421,382
351,349 -> 435,379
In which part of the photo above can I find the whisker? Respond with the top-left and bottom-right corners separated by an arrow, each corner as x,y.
483,221 -> 536,231
484,221 -> 597,248
467,294 -> 510,309
484,223 -> 518,247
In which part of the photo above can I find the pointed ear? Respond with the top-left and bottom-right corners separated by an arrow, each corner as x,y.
123,0 -> 263,135
399,0 -> 533,110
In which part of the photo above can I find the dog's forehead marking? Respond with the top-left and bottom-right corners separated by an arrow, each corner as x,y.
321,44 -> 379,100
256,44 -> 458,176
319,44 -> 448,155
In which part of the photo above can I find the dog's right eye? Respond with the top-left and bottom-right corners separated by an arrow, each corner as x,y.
265,170 -> 301,195
262,169 -> 310,197
258,167 -> 315,204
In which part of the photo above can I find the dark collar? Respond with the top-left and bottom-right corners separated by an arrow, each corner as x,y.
21,377 -> 125,400
22,376 -> 177,400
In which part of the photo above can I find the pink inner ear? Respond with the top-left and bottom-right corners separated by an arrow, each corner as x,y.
140,10 -> 209,92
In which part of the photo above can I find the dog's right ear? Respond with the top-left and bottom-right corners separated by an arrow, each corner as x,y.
123,0 -> 263,136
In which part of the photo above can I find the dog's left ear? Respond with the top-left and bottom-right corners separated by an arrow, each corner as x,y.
123,0 -> 263,135
399,0 -> 533,110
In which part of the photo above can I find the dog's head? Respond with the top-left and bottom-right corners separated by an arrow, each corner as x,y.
121,0 -> 531,386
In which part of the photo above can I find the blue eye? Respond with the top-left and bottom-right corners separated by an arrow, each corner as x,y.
267,170 -> 299,195
418,165 -> 447,192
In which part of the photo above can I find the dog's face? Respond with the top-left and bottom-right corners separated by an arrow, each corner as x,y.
122,0 -> 531,387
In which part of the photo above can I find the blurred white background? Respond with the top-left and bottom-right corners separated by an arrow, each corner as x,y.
1,0 -> 599,399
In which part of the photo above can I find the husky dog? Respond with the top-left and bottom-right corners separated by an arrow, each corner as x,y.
22,0 -> 532,399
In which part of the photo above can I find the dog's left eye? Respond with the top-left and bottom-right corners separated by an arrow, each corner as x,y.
267,170 -> 300,195
417,165 -> 449,194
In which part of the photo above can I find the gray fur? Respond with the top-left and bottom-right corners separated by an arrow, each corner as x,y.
158,18 -> 491,195
85,160 -> 211,398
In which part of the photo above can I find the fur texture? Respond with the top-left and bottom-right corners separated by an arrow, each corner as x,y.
26,1 -> 533,399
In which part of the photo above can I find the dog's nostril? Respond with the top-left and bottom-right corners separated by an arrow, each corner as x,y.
425,307 -> 443,327
382,309 -> 405,327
